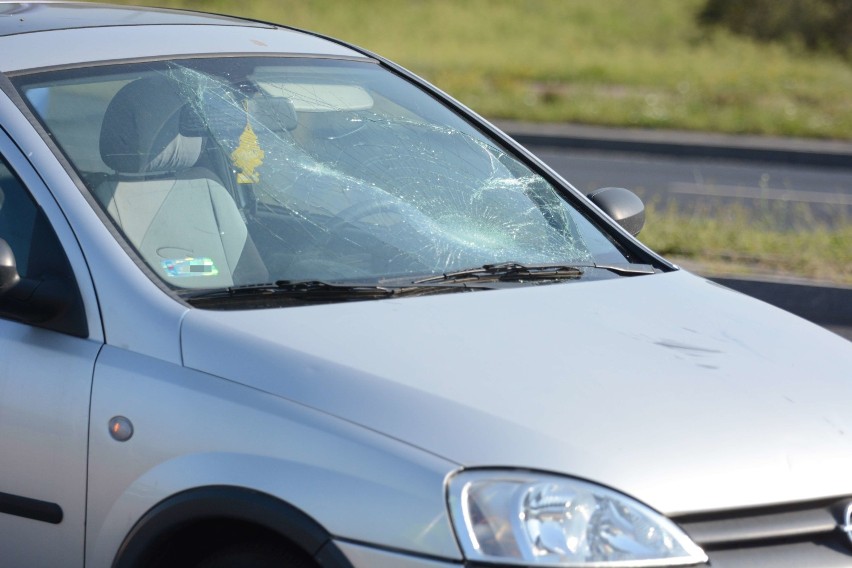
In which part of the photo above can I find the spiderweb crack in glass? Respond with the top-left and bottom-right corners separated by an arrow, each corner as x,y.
17,57 -> 633,292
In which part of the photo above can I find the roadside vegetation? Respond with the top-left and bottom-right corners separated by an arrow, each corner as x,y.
101,0 -> 852,140
641,202 -> 852,285
699,0 -> 852,61
89,0 -> 852,284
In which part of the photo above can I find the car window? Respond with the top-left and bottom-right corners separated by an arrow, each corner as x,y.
0,154 -> 86,335
14,58 -> 636,293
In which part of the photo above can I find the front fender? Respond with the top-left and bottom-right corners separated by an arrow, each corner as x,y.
86,346 -> 461,567
112,484 -> 342,568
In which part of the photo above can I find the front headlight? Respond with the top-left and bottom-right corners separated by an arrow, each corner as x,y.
447,470 -> 707,567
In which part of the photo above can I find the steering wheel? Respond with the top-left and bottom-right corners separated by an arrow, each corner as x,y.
325,199 -> 410,235
317,199 -> 437,274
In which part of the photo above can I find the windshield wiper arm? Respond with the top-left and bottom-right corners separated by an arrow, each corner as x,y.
587,262 -> 657,275
413,261 -> 655,284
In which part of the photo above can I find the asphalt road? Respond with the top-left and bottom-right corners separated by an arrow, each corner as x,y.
526,146 -> 852,228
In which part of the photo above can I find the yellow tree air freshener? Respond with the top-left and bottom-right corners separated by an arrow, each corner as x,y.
230,100 -> 264,184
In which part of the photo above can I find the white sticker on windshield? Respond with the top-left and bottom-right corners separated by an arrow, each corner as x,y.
162,257 -> 219,277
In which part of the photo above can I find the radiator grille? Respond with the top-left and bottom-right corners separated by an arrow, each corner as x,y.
673,497 -> 852,567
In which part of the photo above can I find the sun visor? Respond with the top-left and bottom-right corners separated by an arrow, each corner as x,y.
255,81 -> 374,112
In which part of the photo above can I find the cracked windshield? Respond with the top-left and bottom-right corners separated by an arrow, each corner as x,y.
18,57 -> 630,293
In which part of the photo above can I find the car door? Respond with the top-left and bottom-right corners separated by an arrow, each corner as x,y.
0,134 -> 101,567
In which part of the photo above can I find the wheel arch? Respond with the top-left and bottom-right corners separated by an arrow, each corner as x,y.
111,485 -> 354,568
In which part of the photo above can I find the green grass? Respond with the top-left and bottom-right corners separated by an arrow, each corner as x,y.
96,0 -> 852,140
640,201 -> 852,285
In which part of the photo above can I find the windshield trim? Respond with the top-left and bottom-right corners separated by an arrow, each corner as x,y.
5,52 -> 376,78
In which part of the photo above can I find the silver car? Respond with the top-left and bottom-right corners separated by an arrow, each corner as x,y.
1,2 -> 851,567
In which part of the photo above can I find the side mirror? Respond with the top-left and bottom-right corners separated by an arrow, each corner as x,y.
587,187 -> 645,236
0,238 -> 20,295
0,238 -> 70,324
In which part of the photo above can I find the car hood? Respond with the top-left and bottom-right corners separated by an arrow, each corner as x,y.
181,270 -> 852,515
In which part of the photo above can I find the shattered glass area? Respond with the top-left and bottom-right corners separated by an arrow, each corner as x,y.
19,57 -> 629,289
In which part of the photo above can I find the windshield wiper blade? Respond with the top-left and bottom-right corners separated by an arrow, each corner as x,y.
183,280 -> 396,301
273,279 -> 396,298
182,278 -> 483,306
414,262 -> 580,284
413,261 -> 655,284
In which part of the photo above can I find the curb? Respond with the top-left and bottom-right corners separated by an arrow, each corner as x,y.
497,120 -> 852,169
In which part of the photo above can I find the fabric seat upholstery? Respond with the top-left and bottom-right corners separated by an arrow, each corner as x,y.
96,76 -> 267,288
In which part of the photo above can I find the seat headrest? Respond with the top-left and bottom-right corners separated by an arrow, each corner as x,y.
100,76 -> 203,175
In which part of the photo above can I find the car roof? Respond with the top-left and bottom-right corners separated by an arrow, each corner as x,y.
0,1 -> 261,36
0,1 -> 368,73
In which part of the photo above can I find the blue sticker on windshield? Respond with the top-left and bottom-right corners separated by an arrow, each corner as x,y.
162,257 -> 219,277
